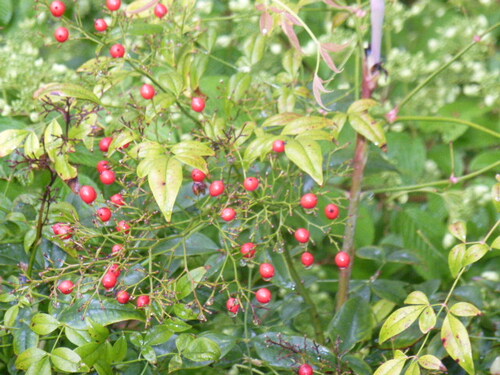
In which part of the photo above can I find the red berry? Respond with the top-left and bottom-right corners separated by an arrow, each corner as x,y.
97,207 -> 112,222
273,140 -> 285,153
243,177 -> 259,191
298,364 -> 313,375
301,193 -> 318,209
106,0 -> 121,11
100,170 -> 116,185
241,242 -> 256,258
95,19 -> 108,32
52,223 -> 73,240
110,193 -> 125,206
116,220 -> 131,234
294,228 -> 310,243
110,44 -> 125,58
301,252 -> 314,267
137,295 -> 150,308
226,297 -> 240,314
335,251 -> 350,269
58,280 -> 75,294
80,185 -> 97,204
54,27 -> 69,43
100,137 -> 113,152
112,244 -> 124,255
97,160 -> 111,173
108,263 -> 121,277
140,84 -> 155,100
221,208 -> 236,222
191,169 -> 206,182
116,290 -> 130,304
259,263 -> 275,280
325,204 -> 340,220
50,1 -> 66,17
154,3 -> 168,18
102,272 -> 118,289
191,97 -> 206,112
209,180 -> 225,196
255,288 -> 272,304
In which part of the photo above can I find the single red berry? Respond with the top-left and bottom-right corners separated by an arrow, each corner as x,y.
58,280 -> 75,294
99,137 -> 113,152
112,244 -> 124,255
94,19 -> 108,32
102,272 -> 118,289
97,160 -> 111,173
301,252 -> 314,267
191,97 -> 206,112
106,0 -> 121,11
54,27 -> 69,43
221,208 -> 236,222
52,223 -> 73,240
325,204 -> 340,220
226,297 -> 240,314
191,169 -> 206,182
256,288 -> 272,304
301,193 -> 318,209
209,180 -> 225,197
154,3 -> 168,18
294,228 -> 310,243
241,242 -> 256,258
136,295 -> 150,308
298,364 -> 313,375
97,207 -> 112,222
259,263 -> 275,280
79,185 -> 97,204
108,263 -> 121,277
335,251 -> 350,269
273,140 -> 285,153
110,43 -> 125,58
116,220 -> 131,234
100,170 -> 116,185
244,177 -> 259,191
116,290 -> 130,304
140,84 -> 155,100
50,0 -> 66,17
110,193 -> 125,206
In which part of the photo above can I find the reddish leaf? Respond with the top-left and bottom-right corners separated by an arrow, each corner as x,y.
281,18 -> 302,52
260,12 -> 273,35
283,12 -> 301,26
312,74 -> 333,110
320,48 -> 342,73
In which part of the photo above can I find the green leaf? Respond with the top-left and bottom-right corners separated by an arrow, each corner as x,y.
144,324 -> 173,346
31,313 -> 60,335
175,267 -> 207,299
0,0 -> 13,25
243,134 -> 276,168
24,132 -> 40,158
347,99 -> 378,114
74,342 -> 104,367
160,71 -> 184,97
281,116 -> 339,137
344,355 -> 372,375
418,354 -> 447,371
15,347 -> 47,370
328,296 -> 373,352
463,243 -> 489,266
262,112 -> 302,127
441,313 -> 474,375
228,73 -> 252,101
34,83 -> 101,104
418,306 -> 436,334
112,336 -> 128,363
449,221 -> 466,242
492,183 -> 500,212
169,353 -> 183,372
183,337 -> 221,362
148,156 -> 182,222
449,302 -> 482,317
171,140 -> 214,157
174,304 -> 198,320
0,129 -> 29,157
176,333 -> 195,352
373,357 -> 407,375
54,154 -> 78,180
107,130 -> 137,156
379,305 -> 425,344
405,361 -> 420,375
87,318 -> 110,342
4,305 -> 19,327
165,317 -> 192,332
129,22 -> 163,35
13,308 -> 39,355
285,138 -> 323,185
448,243 -> 466,277
154,232 -> 219,257
349,113 -> 386,148
26,356 -> 52,375
404,291 -> 429,305
142,345 -> 157,364
173,154 -> 208,174
492,236 -> 500,249
64,326 -> 92,346
50,347 -> 82,373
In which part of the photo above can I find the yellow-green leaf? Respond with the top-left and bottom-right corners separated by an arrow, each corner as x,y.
54,154 -> 78,180
405,361 -> 420,375
448,243 -> 466,277
379,305 -> 425,344
107,131 -> 137,157
148,156 -> 182,222
449,302 -> 482,317
34,83 -> 100,104
491,236 -> 500,250
243,134 -> 277,169
51,347 -> 82,373
0,129 -> 29,157
349,113 -> 386,148
347,99 -> 378,114
418,355 -> 447,371
171,140 -> 214,157
373,357 -> 407,375
441,313 -> 474,375
285,138 -> 323,185
281,115 -> 338,137
31,313 -> 60,335
449,221 -> 466,242
44,119 -> 63,162
404,291 -> 429,305
15,347 -> 47,370
262,112 -> 302,127
24,132 -> 40,158
418,306 -> 436,334
173,155 -> 208,174
463,243 -> 489,266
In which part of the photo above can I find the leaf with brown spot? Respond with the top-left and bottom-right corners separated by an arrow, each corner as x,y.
441,313 -> 474,375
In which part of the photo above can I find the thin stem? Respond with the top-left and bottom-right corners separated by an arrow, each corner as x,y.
397,116 -> 500,138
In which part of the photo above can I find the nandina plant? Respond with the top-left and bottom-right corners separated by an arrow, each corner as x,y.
0,1 -> 498,375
